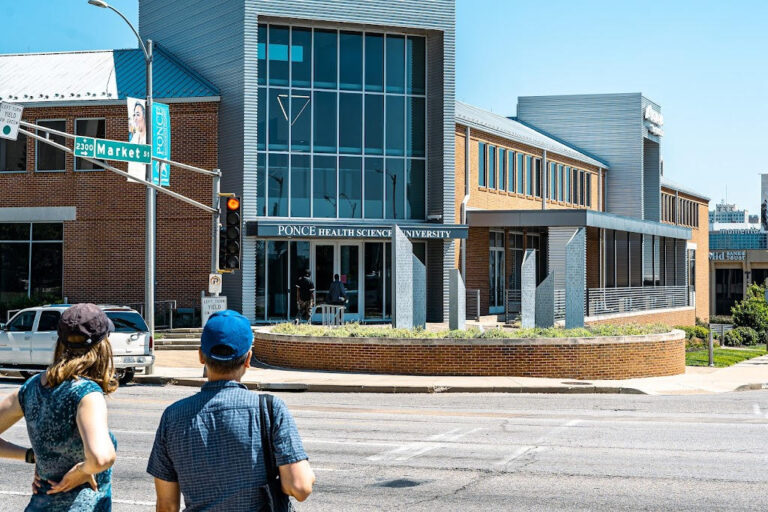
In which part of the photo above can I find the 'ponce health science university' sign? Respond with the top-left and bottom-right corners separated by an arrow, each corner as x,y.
253,222 -> 467,240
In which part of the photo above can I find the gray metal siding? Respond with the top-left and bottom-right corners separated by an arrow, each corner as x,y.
548,227 -> 577,290
140,0 -> 246,313
517,94 -> 645,219
643,139 -> 661,222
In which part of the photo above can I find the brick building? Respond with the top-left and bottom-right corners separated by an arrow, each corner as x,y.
456,94 -> 710,326
0,48 -> 219,321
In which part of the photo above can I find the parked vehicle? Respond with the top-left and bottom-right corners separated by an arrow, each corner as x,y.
0,305 -> 154,384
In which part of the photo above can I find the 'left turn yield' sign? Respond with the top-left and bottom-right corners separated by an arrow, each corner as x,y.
0,102 -> 23,141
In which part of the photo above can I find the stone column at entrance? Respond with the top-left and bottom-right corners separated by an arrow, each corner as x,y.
565,228 -> 586,328
392,225 -> 414,329
449,268 -> 466,330
521,249 -> 536,328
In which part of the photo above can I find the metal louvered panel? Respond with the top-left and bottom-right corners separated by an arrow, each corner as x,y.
517,94 -> 645,219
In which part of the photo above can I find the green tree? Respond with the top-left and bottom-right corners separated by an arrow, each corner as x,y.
731,284 -> 768,337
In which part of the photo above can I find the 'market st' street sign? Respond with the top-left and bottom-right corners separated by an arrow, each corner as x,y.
75,136 -> 151,164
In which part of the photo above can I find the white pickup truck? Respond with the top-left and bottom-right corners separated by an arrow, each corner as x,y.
0,305 -> 154,384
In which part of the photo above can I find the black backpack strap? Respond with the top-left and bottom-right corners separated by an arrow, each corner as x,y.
259,394 -> 277,479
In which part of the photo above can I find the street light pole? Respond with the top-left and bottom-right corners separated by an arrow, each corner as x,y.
88,0 -> 155,371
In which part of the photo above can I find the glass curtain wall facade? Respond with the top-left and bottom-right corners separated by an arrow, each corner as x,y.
256,23 -> 427,221
604,231 -> 686,288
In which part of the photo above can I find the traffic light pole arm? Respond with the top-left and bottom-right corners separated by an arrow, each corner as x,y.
18,127 -> 217,214
152,155 -> 221,177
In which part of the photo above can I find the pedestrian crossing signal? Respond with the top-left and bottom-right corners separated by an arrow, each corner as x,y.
219,195 -> 241,270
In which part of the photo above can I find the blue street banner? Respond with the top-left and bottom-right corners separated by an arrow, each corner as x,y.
152,102 -> 171,187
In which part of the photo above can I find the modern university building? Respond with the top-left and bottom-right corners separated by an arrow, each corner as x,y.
456,94 -> 709,325
140,0 -> 462,323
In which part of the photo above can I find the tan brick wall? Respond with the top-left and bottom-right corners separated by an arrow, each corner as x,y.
0,102 -> 218,309
660,186 -> 710,323
458,126 -> 601,214
692,202 -> 710,322
586,307 -> 695,327
253,332 -> 686,379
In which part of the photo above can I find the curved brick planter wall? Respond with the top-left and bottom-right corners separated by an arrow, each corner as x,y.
252,330 -> 685,380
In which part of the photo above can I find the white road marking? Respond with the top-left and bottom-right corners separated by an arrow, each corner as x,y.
495,418 -> 582,466
367,427 -> 485,462
0,490 -> 154,505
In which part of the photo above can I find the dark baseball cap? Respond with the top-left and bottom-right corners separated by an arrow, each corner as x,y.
58,303 -> 115,348
201,309 -> 254,361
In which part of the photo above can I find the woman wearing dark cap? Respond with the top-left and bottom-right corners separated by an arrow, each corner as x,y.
0,303 -> 118,511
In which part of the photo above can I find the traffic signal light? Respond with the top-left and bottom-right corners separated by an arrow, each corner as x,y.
219,195 -> 241,270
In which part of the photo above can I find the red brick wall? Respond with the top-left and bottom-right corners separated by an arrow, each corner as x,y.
0,102 -> 218,309
253,332 -> 685,380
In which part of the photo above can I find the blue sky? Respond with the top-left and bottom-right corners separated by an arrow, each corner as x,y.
4,0 -> 766,213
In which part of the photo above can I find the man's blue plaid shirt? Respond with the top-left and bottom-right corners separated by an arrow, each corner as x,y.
147,380 -> 308,511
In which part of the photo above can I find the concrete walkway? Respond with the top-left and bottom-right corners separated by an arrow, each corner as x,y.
134,350 -> 768,395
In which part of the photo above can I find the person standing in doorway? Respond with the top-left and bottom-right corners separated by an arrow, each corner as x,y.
327,274 -> 348,306
296,269 -> 315,323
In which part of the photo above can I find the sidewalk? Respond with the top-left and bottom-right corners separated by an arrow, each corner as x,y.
135,350 -> 768,395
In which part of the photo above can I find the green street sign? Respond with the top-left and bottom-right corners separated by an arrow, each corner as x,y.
74,136 -> 151,164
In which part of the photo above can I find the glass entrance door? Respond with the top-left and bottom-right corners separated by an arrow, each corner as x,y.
312,242 -> 363,321
489,231 -> 505,314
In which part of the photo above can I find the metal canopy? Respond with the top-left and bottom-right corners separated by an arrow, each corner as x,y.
467,209 -> 692,239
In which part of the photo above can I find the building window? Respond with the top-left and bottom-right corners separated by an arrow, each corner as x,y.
572,167 -> 579,206
525,155 -> 533,195
75,119 -> 106,170
478,142 -> 486,187
507,151 -> 515,193
549,163 -> 556,200
0,223 -> 63,307
586,173 -> 592,207
516,153 -> 524,193
488,145 -> 496,189
558,165 -> 564,202
36,120 -> 66,172
258,23 -> 426,220
0,134 -> 27,173
565,166 -> 571,203
534,158 -> 541,197
579,170 -> 585,206
499,148 -> 506,190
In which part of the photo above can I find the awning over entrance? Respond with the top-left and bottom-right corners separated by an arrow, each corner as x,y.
246,220 -> 468,240
467,209 -> 691,239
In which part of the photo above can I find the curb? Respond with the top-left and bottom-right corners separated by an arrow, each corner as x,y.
133,375 -> 646,394
734,382 -> 768,392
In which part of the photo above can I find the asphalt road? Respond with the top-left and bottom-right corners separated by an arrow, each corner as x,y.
1,379 -> 768,511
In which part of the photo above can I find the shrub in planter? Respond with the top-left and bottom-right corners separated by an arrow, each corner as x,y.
723,326 -> 759,347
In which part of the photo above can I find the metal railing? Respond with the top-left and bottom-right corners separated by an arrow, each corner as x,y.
504,289 -> 521,323
586,286 -> 689,316
554,289 -> 566,321
466,289 -> 481,321
126,300 -> 178,329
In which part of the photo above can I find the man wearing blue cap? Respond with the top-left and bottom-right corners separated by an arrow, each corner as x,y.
146,310 -> 315,511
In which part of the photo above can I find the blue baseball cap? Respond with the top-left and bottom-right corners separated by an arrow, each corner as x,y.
201,310 -> 254,361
